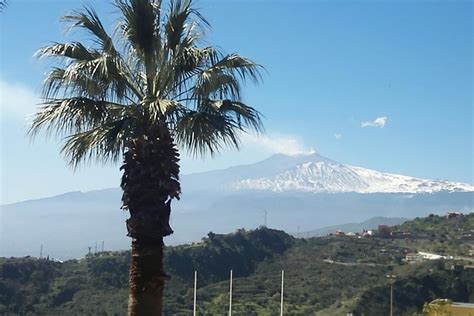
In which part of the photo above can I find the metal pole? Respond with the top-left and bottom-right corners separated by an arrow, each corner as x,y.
386,274 -> 396,316
229,270 -> 233,316
390,282 -> 393,316
193,270 -> 197,316
280,270 -> 284,316
40,244 -> 43,259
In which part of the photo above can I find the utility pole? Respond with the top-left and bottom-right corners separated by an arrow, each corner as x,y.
88,246 -> 91,256
193,270 -> 197,316
386,274 -> 396,316
101,241 -> 104,253
228,270 -> 233,316
94,241 -> 97,254
390,280 -> 394,316
39,244 -> 43,259
280,270 -> 284,316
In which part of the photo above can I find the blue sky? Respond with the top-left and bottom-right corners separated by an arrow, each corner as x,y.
0,0 -> 472,204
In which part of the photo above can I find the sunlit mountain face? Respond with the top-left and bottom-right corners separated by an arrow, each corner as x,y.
225,153 -> 474,194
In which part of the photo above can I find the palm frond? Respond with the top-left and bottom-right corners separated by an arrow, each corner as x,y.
116,0 -> 156,56
61,117 -> 134,167
193,71 -> 241,100
172,51 -> 263,103
208,53 -> 263,84
165,0 -> 209,53
28,97 -> 129,139
63,6 -> 118,56
36,42 -> 100,61
0,0 -> 8,13
175,109 -> 241,156
212,100 -> 263,133
37,43 -> 142,102
43,67 -> 108,100
148,99 -> 186,123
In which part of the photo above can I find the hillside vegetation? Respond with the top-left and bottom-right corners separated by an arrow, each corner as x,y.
1,214 -> 473,315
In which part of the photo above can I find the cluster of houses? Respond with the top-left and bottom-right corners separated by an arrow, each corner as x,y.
333,211 -> 469,240
333,224 -> 411,239
331,211 -> 474,265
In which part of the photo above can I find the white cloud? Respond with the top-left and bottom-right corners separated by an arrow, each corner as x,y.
361,116 -> 387,128
334,133 -> 343,140
240,132 -> 315,156
0,79 -> 40,120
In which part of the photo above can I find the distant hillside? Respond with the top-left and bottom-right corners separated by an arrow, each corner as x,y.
0,228 -> 295,315
300,216 -> 408,237
1,214 -> 473,315
395,212 -> 474,237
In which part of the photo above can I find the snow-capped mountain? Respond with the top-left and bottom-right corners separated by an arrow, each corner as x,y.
229,153 -> 474,194
2,152 -> 473,259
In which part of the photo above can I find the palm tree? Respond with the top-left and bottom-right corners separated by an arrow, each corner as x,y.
29,0 -> 263,314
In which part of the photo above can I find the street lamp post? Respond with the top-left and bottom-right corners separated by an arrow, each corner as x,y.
386,274 -> 396,316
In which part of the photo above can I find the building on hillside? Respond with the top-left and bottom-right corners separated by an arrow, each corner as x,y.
335,230 -> 346,236
404,252 -> 424,263
391,231 -> 411,238
361,229 -> 374,237
377,225 -> 391,238
404,251 -> 446,263
418,252 -> 446,260
424,299 -> 474,316
458,233 -> 473,241
446,211 -> 464,219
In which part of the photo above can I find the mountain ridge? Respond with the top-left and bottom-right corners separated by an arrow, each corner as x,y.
3,153 -> 473,206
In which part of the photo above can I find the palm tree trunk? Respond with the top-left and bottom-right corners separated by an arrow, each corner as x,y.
121,125 -> 180,316
127,238 -> 167,316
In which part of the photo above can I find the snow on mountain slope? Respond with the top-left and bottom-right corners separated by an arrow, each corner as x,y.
231,159 -> 474,194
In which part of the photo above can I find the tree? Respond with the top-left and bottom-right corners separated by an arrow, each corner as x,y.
29,0 -> 263,314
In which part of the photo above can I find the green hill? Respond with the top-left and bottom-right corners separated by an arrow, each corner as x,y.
1,214 -> 473,315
